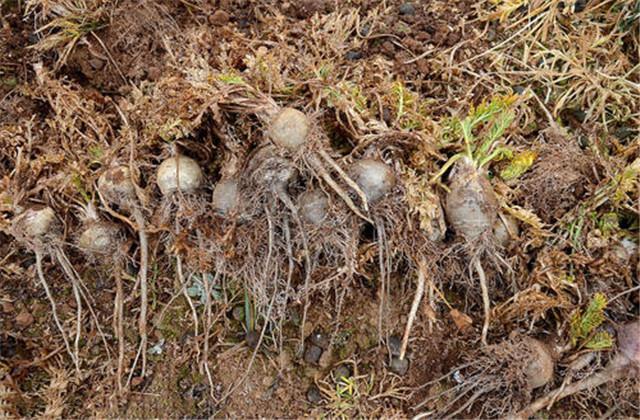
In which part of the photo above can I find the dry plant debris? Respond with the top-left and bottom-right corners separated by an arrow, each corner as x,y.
0,0 -> 638,417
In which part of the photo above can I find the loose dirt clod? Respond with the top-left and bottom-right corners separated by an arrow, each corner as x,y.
245,330 -> 260,349
304,345 -> 323,365
306,384 -> 323,404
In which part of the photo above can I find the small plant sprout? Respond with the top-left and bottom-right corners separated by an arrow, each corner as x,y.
9,207 -> 79,372
415,335 -> 556,418
515,319 -> 640,419
97,165 -> 150,378
434,95 -> 518,345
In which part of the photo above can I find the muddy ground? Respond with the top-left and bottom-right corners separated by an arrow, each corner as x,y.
0,0 -> 638,418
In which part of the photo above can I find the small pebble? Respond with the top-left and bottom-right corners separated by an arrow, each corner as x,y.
399,3 -> 415,15
306,384 -> 323,404
358,24 -> 371,37
513,85 -> 526,95
245,330 -> 260,349
614,126 -> 636,141
389,356 -> 409,376
88,58 -> 105,70
332,364 -> 352,381
570,108 -> 587,123
304,344 -> 323,365
345,50 -> 363,60
309,330 -> 329,349
574,0 -> 587,12
387,335 -> 401,358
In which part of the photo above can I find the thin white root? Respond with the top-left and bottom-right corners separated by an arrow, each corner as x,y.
132,207 -> 149,376
176,254 -> 201,364
317,149 -> 370,212
71,281 -> 82,375
281,218 -> 294,355
377,222 -> 386,341
54,251 -> 83,373
55,249 -> 111,358
35,251 -> 80,374
473,258 -> 490,346
512,357 -> 627,419
115,270 -> 124,394
274,187 -> 312,352
400,259 -> 427,360
306,154 -> 372,223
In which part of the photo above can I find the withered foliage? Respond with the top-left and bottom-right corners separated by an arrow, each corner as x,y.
0,0 -> 637,418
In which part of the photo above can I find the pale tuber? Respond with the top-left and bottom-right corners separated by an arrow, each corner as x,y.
269,107 -> 310,151
212,178 -> 240,216
156,155 -> 204,196
350,159 -> 396,203
298,190 -> 329,225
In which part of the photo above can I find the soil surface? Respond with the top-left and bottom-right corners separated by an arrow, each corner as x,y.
1,0 -> 638,418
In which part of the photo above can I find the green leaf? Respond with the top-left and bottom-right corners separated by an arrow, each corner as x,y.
585,331 -> 614,350
217,73 -> 246,85
500,150 -> 537,181
570,293 -> 608,346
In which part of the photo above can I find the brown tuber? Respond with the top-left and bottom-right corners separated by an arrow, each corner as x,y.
523,338 -> 555,389
415,335 -> 556,417
156,155 -> 204,196
514,320 -> 640,419
445,156 -> 498,241
269,107 -> 310,151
